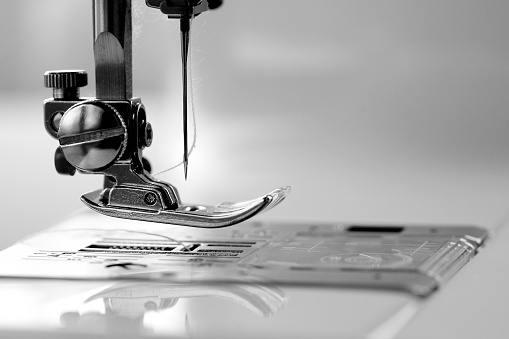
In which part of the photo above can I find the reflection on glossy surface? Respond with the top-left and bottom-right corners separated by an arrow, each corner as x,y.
0,277 -> 421,338
59,281 -> 286,337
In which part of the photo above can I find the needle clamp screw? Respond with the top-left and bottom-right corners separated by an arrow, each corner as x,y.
58,101 -> 127,172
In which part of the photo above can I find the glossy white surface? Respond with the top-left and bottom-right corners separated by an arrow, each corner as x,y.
398,218 -> 509,339
0,278 -> 416,338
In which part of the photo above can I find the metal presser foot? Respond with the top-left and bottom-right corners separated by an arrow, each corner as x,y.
42,1 -> 289,228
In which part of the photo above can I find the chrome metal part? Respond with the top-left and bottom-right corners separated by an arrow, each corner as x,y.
0,222 -> 487,298
93,0 -> 132,100
42,0 -> 289,228
58,101 -> 127,171
181,17 -> 191,179
82,186 -> 290,228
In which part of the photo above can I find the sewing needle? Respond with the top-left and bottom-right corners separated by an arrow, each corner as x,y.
180,17 -> 191,180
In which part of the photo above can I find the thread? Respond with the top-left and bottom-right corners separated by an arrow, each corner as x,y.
131,6 -> 198,177
153,18 -> 198,177
19,228 -> 193,252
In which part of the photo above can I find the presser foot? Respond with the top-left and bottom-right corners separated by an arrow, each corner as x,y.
81,186 -> 290,228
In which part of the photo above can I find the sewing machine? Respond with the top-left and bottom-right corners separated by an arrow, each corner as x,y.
0,0 -> 508,338
43,0 -> 289,228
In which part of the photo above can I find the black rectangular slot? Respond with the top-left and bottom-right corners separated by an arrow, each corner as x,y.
347,225 -> 404,233
86,244 -> 176,251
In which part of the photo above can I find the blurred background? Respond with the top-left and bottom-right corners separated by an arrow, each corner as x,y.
1,0 -> 509,249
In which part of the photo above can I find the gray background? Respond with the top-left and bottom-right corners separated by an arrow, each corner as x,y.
1,0 -> 509,248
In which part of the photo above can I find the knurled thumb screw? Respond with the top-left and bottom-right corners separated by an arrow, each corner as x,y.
44,70 -> 88,100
